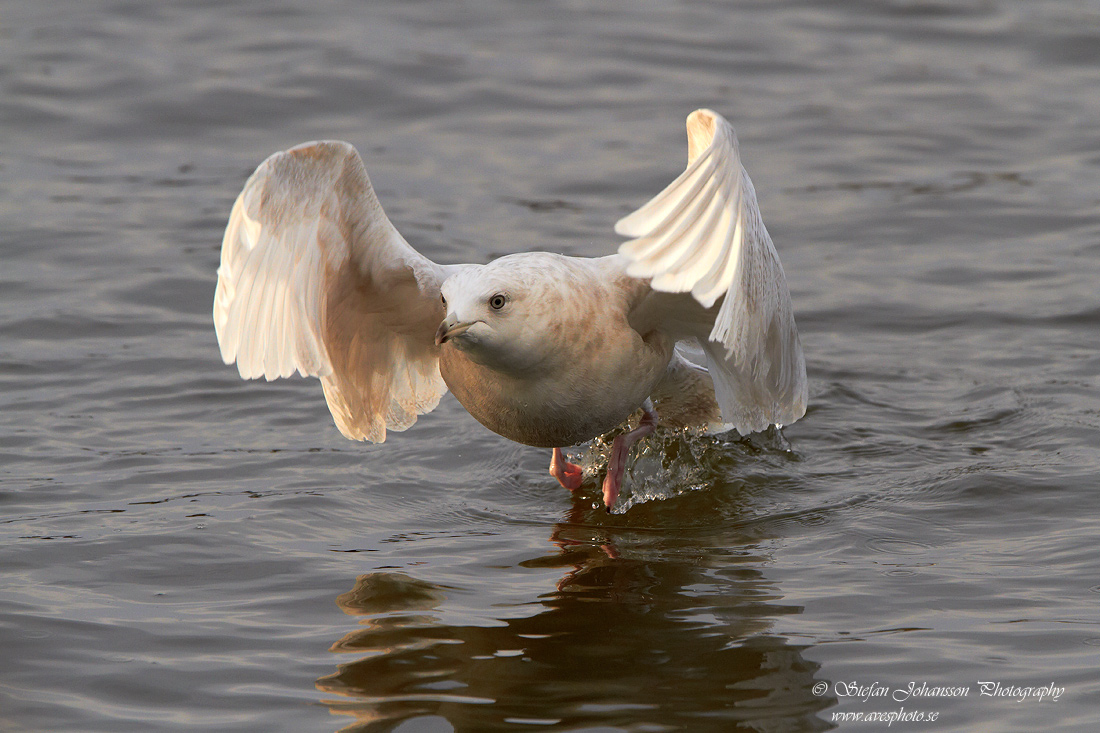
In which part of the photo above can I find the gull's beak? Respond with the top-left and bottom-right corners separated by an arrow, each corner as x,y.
434,316 -> 474,346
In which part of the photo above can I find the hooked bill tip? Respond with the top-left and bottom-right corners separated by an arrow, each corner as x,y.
434,319 -> 473,346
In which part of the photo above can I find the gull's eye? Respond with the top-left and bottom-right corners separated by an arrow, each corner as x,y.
489,294 -> 507,310
441,293 -> 446,306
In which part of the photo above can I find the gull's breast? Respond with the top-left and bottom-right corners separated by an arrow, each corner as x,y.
439,326 -> 672,448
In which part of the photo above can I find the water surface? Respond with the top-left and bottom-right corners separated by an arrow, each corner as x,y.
2,1 -> 1099,731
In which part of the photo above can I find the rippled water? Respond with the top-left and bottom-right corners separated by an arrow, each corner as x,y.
3,1 -> 1099,731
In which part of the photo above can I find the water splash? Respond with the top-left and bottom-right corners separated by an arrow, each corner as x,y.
574,425 -> 796,513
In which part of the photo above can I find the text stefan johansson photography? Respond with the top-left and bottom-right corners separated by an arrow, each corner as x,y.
829,680 -> 1066,703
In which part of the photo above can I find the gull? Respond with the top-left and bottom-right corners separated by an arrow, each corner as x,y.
213,109 -> 807,510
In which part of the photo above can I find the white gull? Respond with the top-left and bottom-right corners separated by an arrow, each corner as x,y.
213,109 -> 807,509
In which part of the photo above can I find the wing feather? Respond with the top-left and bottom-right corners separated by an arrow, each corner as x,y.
616,146 -> 718,239
618,110 -> 807,434
214,140 -> 448,442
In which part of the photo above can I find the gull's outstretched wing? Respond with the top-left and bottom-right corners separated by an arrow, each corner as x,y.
213,141 -> 448,442
618,109 -> 807,433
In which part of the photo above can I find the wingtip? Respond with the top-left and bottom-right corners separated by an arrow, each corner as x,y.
687,108 -> 719,125
686,109 -> 718,162
686,108 -> 727,129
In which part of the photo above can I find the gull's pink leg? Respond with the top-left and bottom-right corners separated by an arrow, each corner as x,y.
601,400 -> 658,510
550,447 -> 584,491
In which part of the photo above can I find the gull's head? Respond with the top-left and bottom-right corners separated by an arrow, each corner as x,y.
435,254 -> 572,373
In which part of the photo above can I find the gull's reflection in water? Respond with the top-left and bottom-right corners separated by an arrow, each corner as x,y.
318,507 -> 832,733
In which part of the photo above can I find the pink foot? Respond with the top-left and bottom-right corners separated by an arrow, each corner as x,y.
550,447 -> 584,491
601,400 -> 658,510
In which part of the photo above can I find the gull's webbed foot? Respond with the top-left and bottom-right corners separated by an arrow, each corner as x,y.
550,447 -> 584,491
601,400 -> 659,510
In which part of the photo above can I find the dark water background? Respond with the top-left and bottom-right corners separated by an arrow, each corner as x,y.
3,1 -> 1099,731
